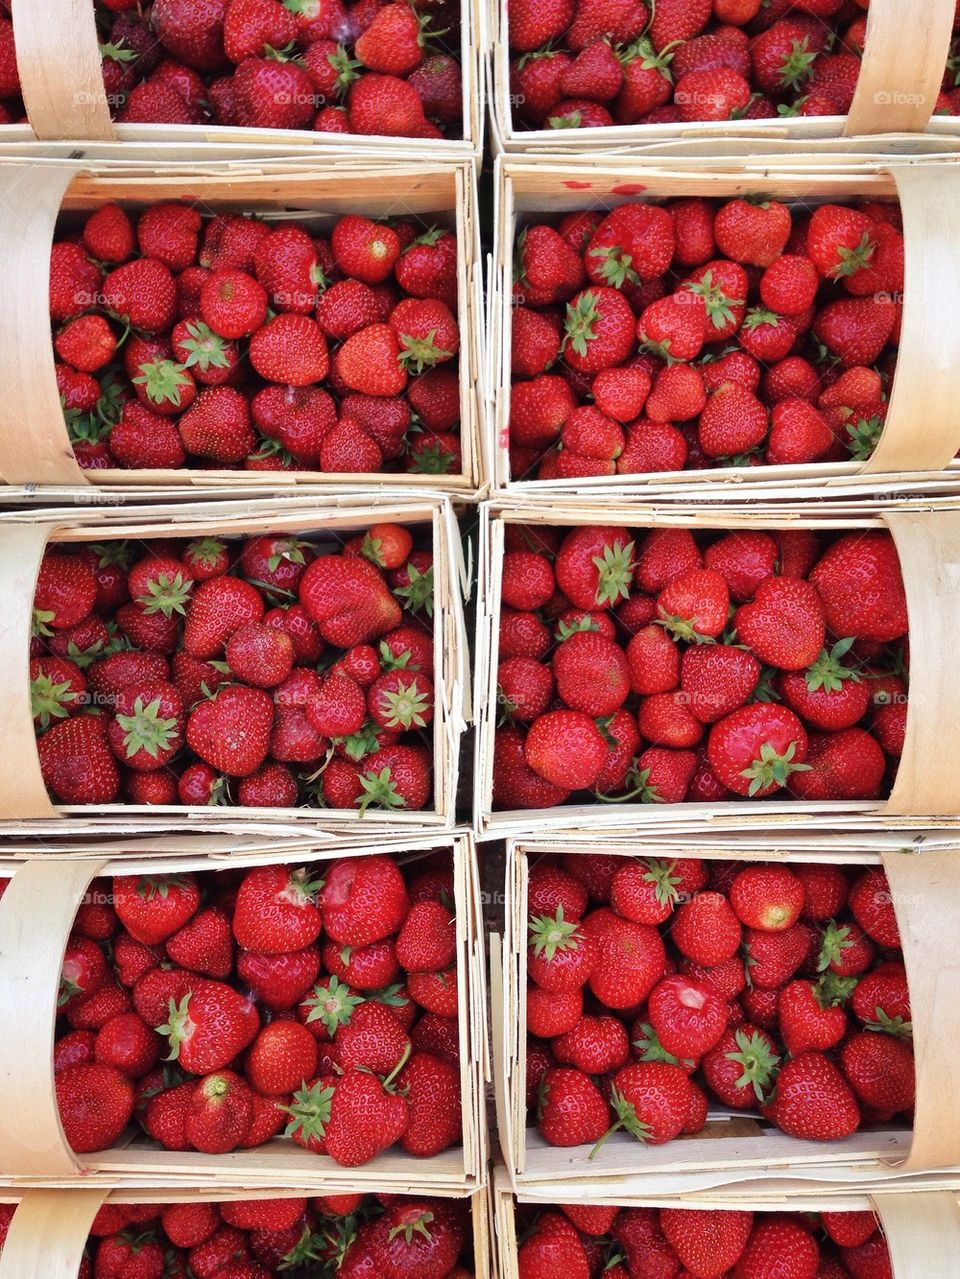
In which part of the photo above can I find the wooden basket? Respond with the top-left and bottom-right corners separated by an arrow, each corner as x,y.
494,832 -> 960,1196
0,495 -> 468,830
0,1185 -> 492,1278
474,499 -> 960,838
0,830 -> 488,1190
489,157 -> 960,495
491,1168 -> 960,1277
0,158 -> 484,497
489,0 -> 960,154
4,0 -> 484,163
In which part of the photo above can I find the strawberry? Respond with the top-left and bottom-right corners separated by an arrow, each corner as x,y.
648,973 -> 726,1058
332,215 -> 401,283
735,1218 -> 820,1279
355,3 -> 427,76
299,555 -> 401,646
581,908 -> 665,1008
735,577 -> 824,670
537,1067 -> 609,1146
552,630 -> 629,716
184,576 -> 265,658
660,1207 -> 753,1277
321,855 -> 410,947
762,1051 -> 860,1140
656,566 -> 729,642
675,66 -> 751,119
56,1062 -> 134,1153
223,0 -> 298,61
166,907 -> 234,978
680,644 -> 760,724
39,714 -> 120,804
233,865 -> 324,953
186,685 -> 275,776
179,386 -> 256,463
186,1070 -> 254,1154
159,980 -> 258,1074
396,1052 -> 462,1155
239,945 -> 321,1009
113,875 -> 200,944
813,297 -> 897,369
518,1212 -> 590,1278
524,710 -> 608,790
698,381 -> 768,457
778,977 -> 849,1056
809,532 -> 908,644
249,314 -> 328,386
232,55 -> 318,129
586,205 -> 674,288
103,258 -> 177,333
563,287 -> 636,373
335,322 -> 407,396
714,197 -> 791,268
707,703 -> 810,797
324,1066 -> 410,1165
508,0 -> 575,51
789,728 -> 887,800
592,1061 -> 691,1152
766,396 -> 834,465
614,39 -> 674,121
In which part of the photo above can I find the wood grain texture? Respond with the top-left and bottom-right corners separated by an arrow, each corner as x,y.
12,0 -> 114,140
0,1190 -> 108,1279
845,0 -> 955,135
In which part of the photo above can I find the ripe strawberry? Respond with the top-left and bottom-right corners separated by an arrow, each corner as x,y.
707,703 -> 810,797
233,864 -> 324,953
648,973 -> 726,1058
334,322 -> 407,396
763,1051 -> 860,1140
56,1062 -> 134,1153
239,945 -> 321,1010
656,566 -> 729,642
323,1067 -> 410,1165
525,709 -> 608,790
39,714 -> 120,804
355,3 -> 426,76
186,685 -> 275,776
593,1061 -> 691,1151
813,297 -> 897,368
249,314 -> 329,386
674,66 -> 751,120
159,980 -> 258,1075
714,197 -> 791,268
778,977 -> 849,1056
113,874 -> 200,944
789,728 -> 887,801
581,908 -> 665,1008
563,287 -> 635,374
735,577 -> 825,670
537,1067 -> 609,1146
553,630 -> 630,716
183,576 -> 265,658
586,205 -> 674,288
232,55 -> 317,129
680,644 -> 760,724
395,1051 -> 462,1155
810,532 -> 908,644
179,386 -> 256,463
50,242 -> 102,324
186,1070 -> 254,1154
518,1212 -> 590,1278
102,258 -> 176,333
166,907 -> 233,978
660,1207 -> 753,1277
735,1218 -> 820,1279
508,0 -> 575,51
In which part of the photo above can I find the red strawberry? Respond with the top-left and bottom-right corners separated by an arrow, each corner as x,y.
56,1062 -> 134,1153
508,0 -> 575,52
324,1067 -> 410,1166
648,973 -> 726,1058
813,297 -> 896,369
809,532 -> 908,644
396,1051 -> 462,1155
714,197 -> 791,268
735,1218 -> 820,1279
518,1213 -> 590,1278
186,685 -> 275,776
707,704 -> 810,797
581,908 -> 665,1008
763,1051 -> 860,1140
186,1069 -> 254,1154
525,710 -> 608,790
660,1207 -> 753,1277
788,728 -> 887,800
39,715 -> 120,804
537,1067 -> 609,1147
159,980 -> 258,1073
233,864 -> 324,953
593,1061 -> 691,1151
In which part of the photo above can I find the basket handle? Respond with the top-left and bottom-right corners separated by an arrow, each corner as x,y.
0,163 -> 90,486
862,165 -> 960,474
0,859 -> 108,1176
0,523 -> 60,818
844,0 -> 953,135
882,509 -> 960,816
0,1188 -> 110,1278
870,1192 -> 960,1276
11,0 -> 115,141
880,850 -> 960,1170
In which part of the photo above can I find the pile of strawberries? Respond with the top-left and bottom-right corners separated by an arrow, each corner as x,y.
508,0 -> 960,131
0,1192 -> 477,1277
14,853 -> 464,1163
38,0 -> 467,140
493,523 -> 907,809
510,195 -> 904,480
525,853 -> 914,1156
517,1202 -> 892,1278
52,200 -> 462,475
31,524 -> 436,811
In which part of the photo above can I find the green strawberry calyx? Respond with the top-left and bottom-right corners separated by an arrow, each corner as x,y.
283,1079 -> 335,1144
829,229 -> 877,281
814,972 -> 857,1008
740,739 -> 811,797
281,1223 -> 327,1269
641,858 -> 682,907
683,270 -> 743,332
865,1008 -> 913,1039
31,671 -> 79,730
183,537 -> 227,571
845,411 -> 885,461
376,677 -> 432,731
117,696 -> 180,760
590,541 -> 635,608
157,993 -> 195,1062
393,563 -> 434,615
132,358 -> 192,408
589,243 -> 640,290
804,638 -> 859,693
589,1086 -> 653,1160
398,329 -> 453,375
285,866 -> 326,903
776,36 -> 816,91
632,1022 -> 695,1070
302,975 -> 364,1034
596,764 -> 663,805
528,905 -> 582,962
356,765 -> 407,814
725,1028 -> 781,1102
563,291 -> 602,358
324,43 -> 362,95
177,321 -> 231,373
817,919 -> 854,972
388,1211 -> 435,1245
138,570 -> 193,618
